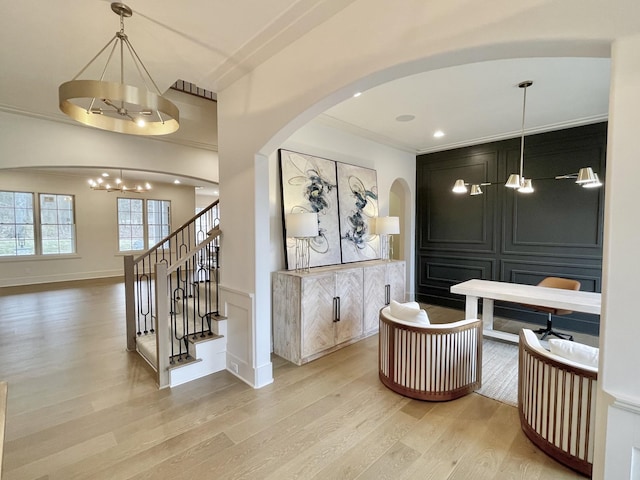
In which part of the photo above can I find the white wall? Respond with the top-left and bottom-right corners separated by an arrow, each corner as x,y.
0,169 -> 196,286
196,194 -> 219,209
0,106 -> 219,286
0,111 -> 219,183
598,33 -> 640,480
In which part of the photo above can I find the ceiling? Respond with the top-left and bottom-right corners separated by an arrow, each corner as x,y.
321,57 -> 611,154
0,1 -> 613,177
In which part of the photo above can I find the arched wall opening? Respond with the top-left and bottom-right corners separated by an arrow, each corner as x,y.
217,21 -> 634,473
389,177 -> 412,297
256,46 -> 612,313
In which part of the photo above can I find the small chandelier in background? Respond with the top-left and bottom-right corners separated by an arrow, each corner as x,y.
88,171 -> 151,193
58,3 -> 179,135
452,81 -> 603,196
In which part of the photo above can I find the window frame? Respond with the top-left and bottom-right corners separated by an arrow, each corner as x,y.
146,199 -> 171,249
0,190 -> 77,258
39,192 -> 77,255
117,197 -> 172,253
0,190 -> 36,257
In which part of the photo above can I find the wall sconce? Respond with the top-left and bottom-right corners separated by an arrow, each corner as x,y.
373,216 -> 400,261
285,212 -> 319,273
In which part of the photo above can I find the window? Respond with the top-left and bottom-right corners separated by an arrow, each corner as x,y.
0,191 -> 76,257
117,198 -> 144,251
118,198 -> 171,251
0,191 -> 35,256
40,194 -> 75,254
147,199 -> 170,248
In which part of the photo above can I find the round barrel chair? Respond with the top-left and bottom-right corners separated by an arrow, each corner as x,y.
378,301 -> 482,401
518,328 -> 598,477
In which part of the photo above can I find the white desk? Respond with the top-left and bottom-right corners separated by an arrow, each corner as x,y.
450,279 -> 601,343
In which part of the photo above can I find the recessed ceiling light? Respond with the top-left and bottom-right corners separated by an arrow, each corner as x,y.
353,92 -> 362,98
174,179 -> 181,184
195,186 -> 203,190
101,172 -> 109,177
434,130 -> 445,138
396,114 -> 415,122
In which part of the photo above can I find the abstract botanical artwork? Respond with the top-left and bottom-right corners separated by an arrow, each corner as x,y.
279,150 -> 342,269
336,163 -> 380,263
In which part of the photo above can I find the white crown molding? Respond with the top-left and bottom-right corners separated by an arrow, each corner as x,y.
416,114 -> 609,155
316,111 -> 608,156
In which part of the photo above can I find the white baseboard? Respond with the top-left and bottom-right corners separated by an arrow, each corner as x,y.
0,270 -> 122,287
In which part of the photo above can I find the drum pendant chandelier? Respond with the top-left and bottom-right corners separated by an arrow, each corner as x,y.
58,2 -> 179,135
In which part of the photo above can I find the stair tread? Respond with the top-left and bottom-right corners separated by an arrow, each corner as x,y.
188,332 -> 224,345
167,356 -> 202,371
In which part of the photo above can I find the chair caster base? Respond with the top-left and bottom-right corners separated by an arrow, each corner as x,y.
534,327 -> 573,341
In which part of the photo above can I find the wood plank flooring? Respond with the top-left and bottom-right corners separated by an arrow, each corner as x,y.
0,278 -> 583,479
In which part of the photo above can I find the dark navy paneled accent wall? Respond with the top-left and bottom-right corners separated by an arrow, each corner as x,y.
416,123 -> 606,335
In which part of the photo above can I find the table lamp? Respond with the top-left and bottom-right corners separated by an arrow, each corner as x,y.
374,216 -> 399,261
285,212 -> 319,272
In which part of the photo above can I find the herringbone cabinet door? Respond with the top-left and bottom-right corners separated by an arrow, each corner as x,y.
301,274 -> 335,357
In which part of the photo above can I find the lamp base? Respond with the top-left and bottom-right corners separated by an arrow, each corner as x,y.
380,234 -> 393,261
295,237 -> 311,273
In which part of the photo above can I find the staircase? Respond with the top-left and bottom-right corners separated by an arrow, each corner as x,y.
124,201 -> 227,388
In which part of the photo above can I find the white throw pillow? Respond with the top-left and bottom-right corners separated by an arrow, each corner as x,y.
389,300 -> 419,318
548,339 -> 599,368
412,309 -> 430,325
389,300 -> 430,324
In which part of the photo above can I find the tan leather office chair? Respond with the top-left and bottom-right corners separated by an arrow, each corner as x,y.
525,277 -> 580,341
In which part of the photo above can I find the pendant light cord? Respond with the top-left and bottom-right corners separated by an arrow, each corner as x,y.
519,83 -> 528,183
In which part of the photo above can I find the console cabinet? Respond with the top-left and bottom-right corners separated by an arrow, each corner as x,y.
363,261 -> 406,335
272,260 -> 405,365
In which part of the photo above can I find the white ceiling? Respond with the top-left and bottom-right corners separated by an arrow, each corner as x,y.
0,1 -> 614,176
321,57 -> 611,154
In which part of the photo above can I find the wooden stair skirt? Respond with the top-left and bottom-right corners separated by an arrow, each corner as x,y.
137,315 -> 227,388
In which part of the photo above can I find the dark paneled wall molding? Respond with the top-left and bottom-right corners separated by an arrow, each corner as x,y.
416,123 -> 606,336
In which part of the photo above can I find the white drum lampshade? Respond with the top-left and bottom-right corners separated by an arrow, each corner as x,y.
286,212 -> 319,238
285,212 -> 318,273
375,216 -> 400,235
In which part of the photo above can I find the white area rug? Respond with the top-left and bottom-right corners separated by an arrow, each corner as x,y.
476,339 -> 519,407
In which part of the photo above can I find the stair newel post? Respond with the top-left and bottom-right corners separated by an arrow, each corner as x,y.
124,255 -> 136,351
155,262 -> 171,389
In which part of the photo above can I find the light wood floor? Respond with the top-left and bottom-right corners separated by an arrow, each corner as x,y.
0,279 -> 583,479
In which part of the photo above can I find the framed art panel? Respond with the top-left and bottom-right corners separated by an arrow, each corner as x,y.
336,162 -> 380,263
279,149 -> 342,269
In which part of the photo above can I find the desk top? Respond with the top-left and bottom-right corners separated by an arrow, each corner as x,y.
450,279 -> 601,315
